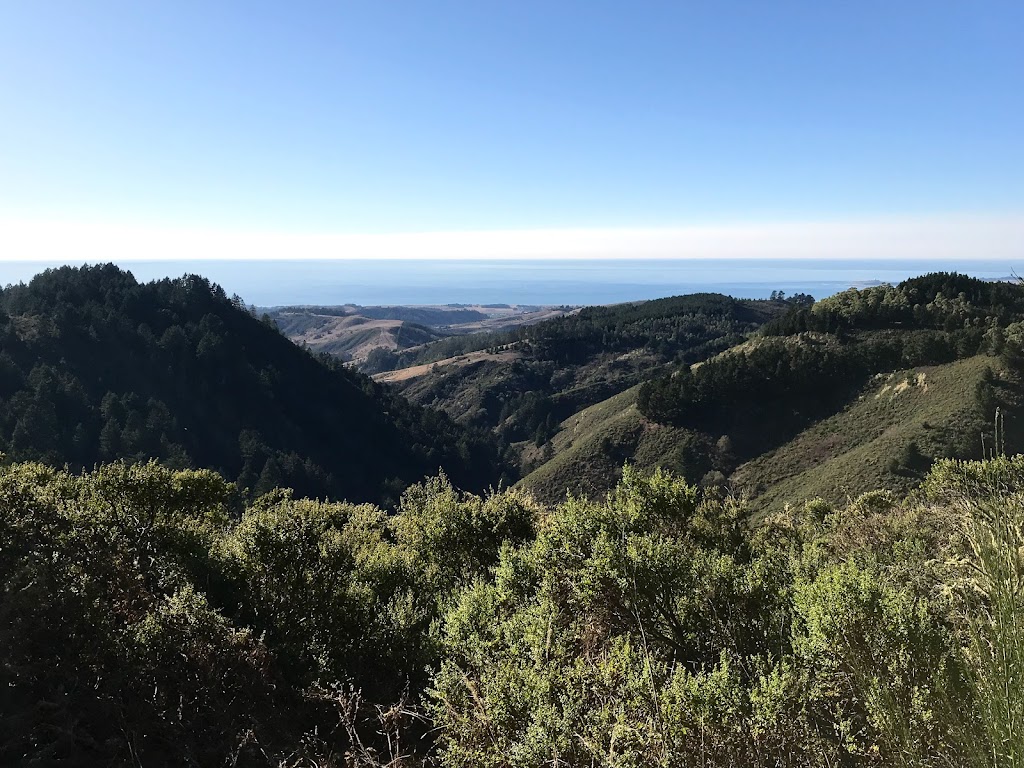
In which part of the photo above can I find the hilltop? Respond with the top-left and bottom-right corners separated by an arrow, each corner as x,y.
516,273 -> 1024,504
0,264 -> 506,503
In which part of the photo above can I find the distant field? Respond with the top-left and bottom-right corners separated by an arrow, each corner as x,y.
270,312 -> 443,363
268,303 -> 574,366
373,348 -> 522,383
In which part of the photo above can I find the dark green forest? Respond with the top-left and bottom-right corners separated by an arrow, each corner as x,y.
637,273 -> 1024,472
373,292 -> 790,372
0,265 -> 505,504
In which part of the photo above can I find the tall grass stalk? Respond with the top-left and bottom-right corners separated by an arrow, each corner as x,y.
959,497 -> 1024,768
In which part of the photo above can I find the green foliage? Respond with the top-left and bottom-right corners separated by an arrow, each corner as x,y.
432,463 -> 1024,767
0,461 -> 284,766
957,498 -> 1024,768
225,496 -> 374,684
2,453 -> 1023,765
391,474 -> 539,596
633,275 -> 1024,495
763,274 -> 1024,337
923,454 -> 1024,502
730,354 -> 1013,515
637,330 -> 969,434
433,468 -> 888,766
638,274 -> 1024,434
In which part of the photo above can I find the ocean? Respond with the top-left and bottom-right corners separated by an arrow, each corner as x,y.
0,258 -> 1018,307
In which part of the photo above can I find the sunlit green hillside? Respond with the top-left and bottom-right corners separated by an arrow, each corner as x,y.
732,354 -> 1016,515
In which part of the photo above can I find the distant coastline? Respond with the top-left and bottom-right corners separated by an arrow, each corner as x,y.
0,258 -> 1017,307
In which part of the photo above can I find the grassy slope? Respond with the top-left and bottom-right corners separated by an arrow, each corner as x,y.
373,348 -> 522,384
730,354 -> 1004,516
517,385 -> 692,503
316,323 -> 442,360
271,312 -> 445,362
272,306 -> 576,368
520,354 -> 1011,511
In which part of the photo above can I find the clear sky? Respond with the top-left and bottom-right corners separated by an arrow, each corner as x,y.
0,1 -> 1022,259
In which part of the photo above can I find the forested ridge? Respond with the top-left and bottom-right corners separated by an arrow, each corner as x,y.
636,273 -> 1024,475
641,274 -> 1024,425
373,292 -> 792,372
0,264 -> 506,504
386,293 -> 789,458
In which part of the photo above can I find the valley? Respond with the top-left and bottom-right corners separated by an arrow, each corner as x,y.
289,274 -> 1024,512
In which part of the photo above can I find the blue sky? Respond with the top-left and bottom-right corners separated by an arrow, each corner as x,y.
0,1 -> 1022,258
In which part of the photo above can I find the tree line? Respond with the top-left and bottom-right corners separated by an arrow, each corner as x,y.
386,294 -> 786,453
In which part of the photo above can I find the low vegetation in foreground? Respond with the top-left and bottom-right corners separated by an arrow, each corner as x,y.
3,456 -> 1023,766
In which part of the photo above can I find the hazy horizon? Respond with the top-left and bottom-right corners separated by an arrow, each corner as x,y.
0,257 -> 1016,307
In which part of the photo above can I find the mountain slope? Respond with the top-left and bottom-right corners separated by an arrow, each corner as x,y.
730,354 -> 1017,515
519,354 -> 1016,508
0,265 -> 505,502
522,274 -> 1024,508
516,384 -> 712,503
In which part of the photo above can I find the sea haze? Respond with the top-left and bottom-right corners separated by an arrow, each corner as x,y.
0,258 -> 1018,307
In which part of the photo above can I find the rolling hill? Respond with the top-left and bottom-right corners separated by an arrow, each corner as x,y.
268,303 -> 574,367
729,354 -> 1018,515
268,308 -> 448,363
383,293 -> 790,453
519,353 -> 1018,509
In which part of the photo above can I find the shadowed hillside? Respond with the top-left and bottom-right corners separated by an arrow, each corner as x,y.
0,264 -> 506,503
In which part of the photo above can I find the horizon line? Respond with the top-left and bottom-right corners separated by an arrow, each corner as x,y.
1,212 -> 1022,262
